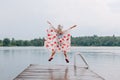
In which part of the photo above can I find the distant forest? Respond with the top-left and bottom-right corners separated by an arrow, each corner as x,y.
0,35 -> 120,46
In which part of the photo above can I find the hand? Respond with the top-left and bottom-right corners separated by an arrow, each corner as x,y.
71,25 -> 77,29
47,21 -> 51,25
73,25 -> 77,27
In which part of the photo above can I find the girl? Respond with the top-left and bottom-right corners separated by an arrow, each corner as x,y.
45,21 -> 77,63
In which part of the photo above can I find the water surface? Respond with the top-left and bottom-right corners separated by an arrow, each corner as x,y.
0,47 -> 120,80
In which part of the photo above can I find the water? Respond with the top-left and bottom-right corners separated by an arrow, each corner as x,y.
0,47 -> 120,80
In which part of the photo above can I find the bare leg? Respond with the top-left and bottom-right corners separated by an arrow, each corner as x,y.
63,51 -> 69,63
48,51 -> 56,61
63,51 -> 68,59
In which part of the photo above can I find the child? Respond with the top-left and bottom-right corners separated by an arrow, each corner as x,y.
45,21 -> 77,63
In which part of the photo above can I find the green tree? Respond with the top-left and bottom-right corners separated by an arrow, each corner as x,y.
0,40 -> 2,46
11,38 -> 16,46
31,38 -> 44,46
16,40 -> 24,46
23,40 -> 31,46
3,38 -> 10,46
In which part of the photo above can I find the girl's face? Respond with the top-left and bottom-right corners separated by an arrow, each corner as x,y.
57,25 -> 63,30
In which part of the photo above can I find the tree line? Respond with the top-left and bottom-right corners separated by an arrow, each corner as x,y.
0,35 -> 120,46
0,38 -> 44,46
71,35 -> 120,46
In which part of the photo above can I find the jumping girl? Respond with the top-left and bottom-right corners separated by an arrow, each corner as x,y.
45,21 -> 77,63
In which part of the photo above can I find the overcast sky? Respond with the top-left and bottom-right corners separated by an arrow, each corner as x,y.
0,0 -> 120,40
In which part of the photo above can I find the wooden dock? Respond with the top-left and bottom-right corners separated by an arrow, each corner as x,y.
14,64 -> 105,80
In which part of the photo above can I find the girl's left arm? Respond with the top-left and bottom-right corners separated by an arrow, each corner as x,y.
63,25 -> 77,33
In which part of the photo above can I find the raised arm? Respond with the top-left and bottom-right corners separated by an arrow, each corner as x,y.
70,25 -> 77,29
63,25 -> 77,33
47,21 -> 56,31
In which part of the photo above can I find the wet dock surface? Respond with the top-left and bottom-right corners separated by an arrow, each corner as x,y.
14,64 -> 105,80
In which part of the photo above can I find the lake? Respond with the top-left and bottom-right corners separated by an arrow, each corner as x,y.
0,47 -> 120,80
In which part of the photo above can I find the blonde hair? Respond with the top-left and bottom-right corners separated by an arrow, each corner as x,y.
57,24 -> 63,34
58,25 -> 63,29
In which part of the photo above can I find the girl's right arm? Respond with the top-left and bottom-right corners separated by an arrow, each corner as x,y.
47,21 -> 57,31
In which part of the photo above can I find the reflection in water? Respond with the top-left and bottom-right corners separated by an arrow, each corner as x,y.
48,66 -> 89,80
49,67 -> 69,80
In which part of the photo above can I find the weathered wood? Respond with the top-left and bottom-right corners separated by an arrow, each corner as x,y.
14,64 -> 105,80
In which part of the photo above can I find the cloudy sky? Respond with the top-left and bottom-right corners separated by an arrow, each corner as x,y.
0,0 -> 120,40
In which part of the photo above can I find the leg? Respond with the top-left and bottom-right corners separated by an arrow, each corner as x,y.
48,50 -> 56,61
63,51 -> 69,63
63,51 -> 68,59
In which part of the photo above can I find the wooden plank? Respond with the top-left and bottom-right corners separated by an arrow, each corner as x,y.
14,64 -> 105,80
